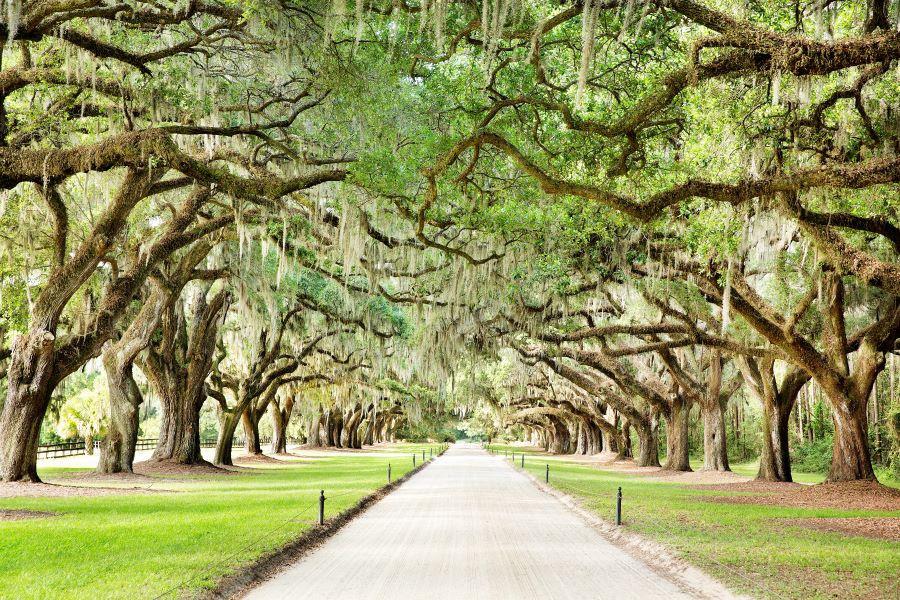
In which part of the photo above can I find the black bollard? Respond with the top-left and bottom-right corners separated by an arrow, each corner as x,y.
388,463 -> 391,483
318,490 -> 326,526
422,450 -> 425,461
521,454 -> 524,468
413,454 -> 416,467
430,448 -> 433,458
545,464 -> 549,483
616,486 -> 622,526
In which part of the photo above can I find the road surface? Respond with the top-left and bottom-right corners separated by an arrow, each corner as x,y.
245,443 -> 699,599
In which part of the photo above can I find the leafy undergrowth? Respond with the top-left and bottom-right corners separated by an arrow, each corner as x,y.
489,444 -> 900,600
0,443 -> 438,599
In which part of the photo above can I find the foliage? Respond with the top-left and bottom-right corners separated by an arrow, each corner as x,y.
55,377 -> 107,444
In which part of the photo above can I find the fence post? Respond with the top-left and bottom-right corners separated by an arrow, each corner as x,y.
318,490 -> 326,526
616,487 -> 622,526
388,463 -> 391,484
545,464 -> 549,483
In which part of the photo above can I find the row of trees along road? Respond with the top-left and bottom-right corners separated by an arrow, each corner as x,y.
1,0 -> 899,484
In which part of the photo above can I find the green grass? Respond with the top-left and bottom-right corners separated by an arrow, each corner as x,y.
487,443 -> 899,600
0,443 -> 442,599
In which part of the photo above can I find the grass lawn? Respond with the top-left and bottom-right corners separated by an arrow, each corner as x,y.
0,443 -> 440,599
488,443 -> 900,600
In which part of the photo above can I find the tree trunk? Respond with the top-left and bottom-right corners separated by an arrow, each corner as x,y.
242,408 -> 262,455
153,385 -> 206,464
664,397 -> 692,471
96,361 -> 142,474
827,394 -> 876,481
307,411 -> 323,447
270,399 -> 293,454
214,410 -> 241,466
327,410 -> 343,447
586,422 -> 602,455
575,420 -> 587,455
702,399 -> 730,471
144,290 -> 228,466
702,350 -> 730,471
547,416 -> 570,454
757,388 -> 793,482
97,284 -> 168,474
635,414 -> 661,467
0,331 -> 57,482
621,420 -> 633,458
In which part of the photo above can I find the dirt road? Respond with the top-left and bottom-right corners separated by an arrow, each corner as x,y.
244,444 -> 709,599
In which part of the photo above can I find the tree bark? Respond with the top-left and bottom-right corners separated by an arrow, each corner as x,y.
214,409 -> 241,466
701,350 -> 730,471
664,395 -> 692,471
153,385 -> 206,464
547,415 -> 570,453
635,412 -> 661,467
307,410 -> 323,447
827,388 -> 876,481
0,331 -> 57,481
270,396 -> 294,454
96,359 -> 142,473
144,290 -> 228,466
241,407 -> 262,455
702,399 -> 730,471
758,390 -> 793,482
738,357 -> 809,481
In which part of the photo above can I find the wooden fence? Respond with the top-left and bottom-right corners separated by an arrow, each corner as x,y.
38,436 -> 281,459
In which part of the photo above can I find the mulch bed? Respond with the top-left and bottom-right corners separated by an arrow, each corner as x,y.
778,516 -> 900,541
53,471 -> 158,483
233,454 -> 285,465
0,481 -> 155,498
133,460 -> 247,477
698,480 -> 900,512
0,509 -> 58,521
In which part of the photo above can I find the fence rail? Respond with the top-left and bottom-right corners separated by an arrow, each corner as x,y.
39,436 -> 287,459
36,441 -> 87,459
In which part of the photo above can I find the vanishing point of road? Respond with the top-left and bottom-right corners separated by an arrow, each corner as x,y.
245,443 -> 703,600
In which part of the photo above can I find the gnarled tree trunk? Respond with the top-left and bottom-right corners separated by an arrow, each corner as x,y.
635,411 -> 661,467
97,359 -> 142,474
0,331 -> 57,481
664,395 -> 692,471
144,289 -> 228,466
270,395 -> 294,454
241,407 -> 262,456
214,406 -> 241,466
701,350 -> 730,472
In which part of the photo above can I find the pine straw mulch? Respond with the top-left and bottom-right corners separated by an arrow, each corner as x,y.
777,516 -> 900,541
0,509 -> 59,521
697,480 -> 900,512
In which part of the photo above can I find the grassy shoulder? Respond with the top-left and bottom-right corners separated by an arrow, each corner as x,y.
488,443 -> 900,600
0,443 -> 440,599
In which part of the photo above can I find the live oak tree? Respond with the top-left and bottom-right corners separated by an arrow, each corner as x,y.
0,0 -> 348,481
3,0 -> 899,486
348,0 -> 900,481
